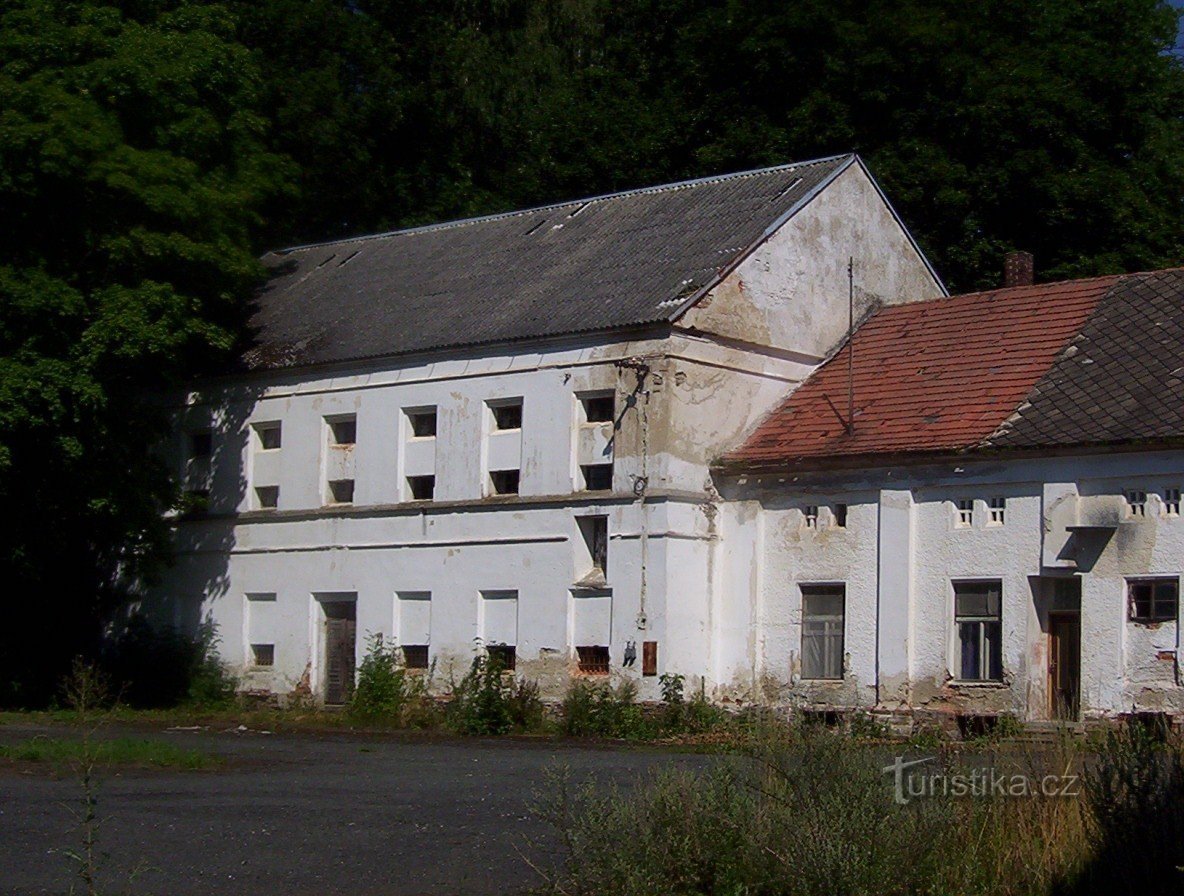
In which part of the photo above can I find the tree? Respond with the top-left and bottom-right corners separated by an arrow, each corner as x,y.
0,1 -> 289,705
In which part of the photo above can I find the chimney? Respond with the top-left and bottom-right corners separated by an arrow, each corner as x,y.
1003,251 -> 1034,288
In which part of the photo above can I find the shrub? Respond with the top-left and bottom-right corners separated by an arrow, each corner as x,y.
446,651 -> 543,735
102,616 -> 235,709
561,679 -> 647,739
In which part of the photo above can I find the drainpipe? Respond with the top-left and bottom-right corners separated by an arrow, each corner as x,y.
617,357 -> 654,632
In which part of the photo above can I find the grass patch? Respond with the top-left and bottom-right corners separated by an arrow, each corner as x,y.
0,737 -> 218,770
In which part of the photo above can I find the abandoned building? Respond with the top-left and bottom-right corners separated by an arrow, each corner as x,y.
152,151 -> 1184,725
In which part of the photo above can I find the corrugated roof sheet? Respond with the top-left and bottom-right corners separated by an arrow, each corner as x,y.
723,268 -> 1184,469
244,154 -> 855,369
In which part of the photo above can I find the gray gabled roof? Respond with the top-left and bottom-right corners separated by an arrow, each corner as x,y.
244,154 -> 858,370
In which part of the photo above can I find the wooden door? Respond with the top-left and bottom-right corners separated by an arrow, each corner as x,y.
324,603 -> 357,705
1049,613 -> 1081,721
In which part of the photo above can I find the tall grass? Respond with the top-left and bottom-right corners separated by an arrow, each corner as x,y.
539,721 -> 1184,896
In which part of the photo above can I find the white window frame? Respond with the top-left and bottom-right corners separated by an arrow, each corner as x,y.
1125,489 -> 1147,519
800,584 -> 845,681
953,580 -> 1003,682
987,496 -> 1005,526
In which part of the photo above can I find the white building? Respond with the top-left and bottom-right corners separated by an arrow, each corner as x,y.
716,266 -> 1184,726
154,154 -> 943,704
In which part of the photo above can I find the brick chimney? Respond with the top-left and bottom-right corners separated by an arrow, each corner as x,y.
1003,251 -> 1034,288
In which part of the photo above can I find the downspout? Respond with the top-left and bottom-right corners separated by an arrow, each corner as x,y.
617,357 -> 654,632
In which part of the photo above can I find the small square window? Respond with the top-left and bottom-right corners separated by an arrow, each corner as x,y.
328,479 -> 355,504
1164,488 -> 1180,517
486,644 -> 516,671
988,497 -> 1006,526
804,505 -> 818,529
955,498 -> 974,527
576,645 -> 611,675
1128,579 -> 1178,623
832,504 -> 848,528
580,464 -> 613,491
406,408 -> 437,438
1126,489 -> 1147,518
407,475 -> 435,501
255,423 -> 281,450
490,400 -> 523,431
581,393 -> 615,424
250,644 -> 275,667
328,417 -> 357,446
401,645 -> 430,670
190,430 -> 213,460
490,470 -> 520,495
255,485 -> 279,509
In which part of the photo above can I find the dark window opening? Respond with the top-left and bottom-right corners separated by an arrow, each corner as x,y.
577,645 -> 610,675
490,470 -> 520,495
833,504 -> 848,528
329,418 -> 356,445
955,582 -> 1003,681
581,464 -> 613,491
407,408 -> 437,437
257,423 -> 281,450
486,644 -> 516,671
328,479 -> 355,504
1129,579 -> 1179,623
402,645 -> 430,670
578,515 -> 608,575
190,431 -> 213,459
407,475 -> 435,501
251,644 -> 275,667
490,400 -> 523,431
255,485 -> 279,509
582,393 -> 615,424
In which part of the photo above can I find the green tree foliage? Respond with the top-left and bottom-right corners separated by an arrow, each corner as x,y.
0,1 -> 288,705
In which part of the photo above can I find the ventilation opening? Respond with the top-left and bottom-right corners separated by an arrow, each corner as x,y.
490,470 -> 520,495
328,479 -> 355,504
250,644 -> 275,667
486,644 -> 516,671
490,399 -> 523,431
577,645 -> 610,675
402,645 -> 430,670
328,417 -> 357,445
580,464 -> 612,491
406,407 -> 437,437
580,392 -> 615,424
407,475 -> 435,501
255,485 -> 279,509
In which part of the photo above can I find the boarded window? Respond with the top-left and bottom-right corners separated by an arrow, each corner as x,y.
397,591 -> 431,646
580,464 -> 613,491
246,593 -> 277,666
801,585 -> 844,680
572,589 -> 611,652
407,475 -> 435,501
480,590 -> 518,651
328,417 -> 357,445
490,470 -> 519,495
1129,579 -> 1179,623
577,645 -> 610,675
406,408 -> 437,438
328,479 -> 355,504
490,399 -> 523,431
955,581 -> 1002,681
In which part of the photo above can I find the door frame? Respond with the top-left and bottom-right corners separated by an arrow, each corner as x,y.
1047,610 -> 1082,721
311,592 -> 358,704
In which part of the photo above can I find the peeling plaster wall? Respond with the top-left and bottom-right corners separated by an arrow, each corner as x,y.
725,451 -> 1184,721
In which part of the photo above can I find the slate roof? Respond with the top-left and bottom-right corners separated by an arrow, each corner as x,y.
722,268 -> 1184,470
245,154 -> 861,370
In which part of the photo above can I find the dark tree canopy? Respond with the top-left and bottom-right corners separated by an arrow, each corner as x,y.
1,0 -> 1182,703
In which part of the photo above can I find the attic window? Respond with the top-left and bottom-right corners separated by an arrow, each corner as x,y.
988,497 -> 1006,526
1165,488 -> 1181,517
804,505 -> 818,529
955,498 -> 974,528
833,503 -> 848,528
1125,489 -> 1147,519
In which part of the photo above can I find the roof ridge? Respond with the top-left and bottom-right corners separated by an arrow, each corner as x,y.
269,153 -> 855,256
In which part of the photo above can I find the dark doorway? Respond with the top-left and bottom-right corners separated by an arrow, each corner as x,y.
323,601 -> 357,705
1049,611 -> 1081,721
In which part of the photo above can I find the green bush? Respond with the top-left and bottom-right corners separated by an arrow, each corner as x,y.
446,651 -> 543,735
561,679 -> 647,739
102,616 -> 236,709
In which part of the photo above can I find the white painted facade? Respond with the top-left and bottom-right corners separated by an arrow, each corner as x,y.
716,450 -> 1184,723
150,161 -> 946,704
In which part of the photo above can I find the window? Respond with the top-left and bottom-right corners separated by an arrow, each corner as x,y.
804,506 -> 819,529
988,497 -> 1006,526
406,407 -> 437,438
577,645 -> 611,675
490,399 -> 523,431
955,582 -> 1002,681
255,485 -> 279,509
255,422 -> 281,450
402,645 -> 430,670
328,417 -> 357,446
328,479 -> 355,504
490,470 -> 520,495
577,515 -> 608,576
801,585 -> 844,680
250,644 -> 275,667
832,504 -> 848,529
407,475 -> 435,501
1125,489 -> 1147,518
1128,579 -> 1179,623
1164,488 -> 1180,517
955,498 -> 974,527
580,464 -> 612,491
189,430 -> 213,460
486,644 -> 516,671
581,392 -> 615,424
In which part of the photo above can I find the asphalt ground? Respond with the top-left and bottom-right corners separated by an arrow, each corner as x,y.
0,724 -> 705,896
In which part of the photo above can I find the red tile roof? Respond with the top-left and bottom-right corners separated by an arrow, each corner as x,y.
723,274 -> 1124,469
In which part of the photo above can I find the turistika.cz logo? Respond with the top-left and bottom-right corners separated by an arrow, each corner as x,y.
882,755 -> 1081,805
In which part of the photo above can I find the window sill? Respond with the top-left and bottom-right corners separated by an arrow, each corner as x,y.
948,679 -> 1008,689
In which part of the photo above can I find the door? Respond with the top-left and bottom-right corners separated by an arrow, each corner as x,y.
323,602 -> 357,705
1049,612 -> 1081,721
